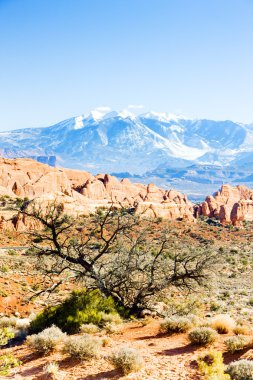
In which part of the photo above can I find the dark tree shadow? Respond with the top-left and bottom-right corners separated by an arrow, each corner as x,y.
157,343 -> 197,356
57,356 -> 81,370
20,351 -> 44,364
223,347 -> 252,365
134,332 -> 172,341
18,363 -> 45,377
78,368 -> 121,379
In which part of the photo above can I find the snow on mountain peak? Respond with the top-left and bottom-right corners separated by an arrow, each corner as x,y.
118,109 -> 136,119
74,116 -> 84,129
85,107 -> 112,121
141,111 -> 192,123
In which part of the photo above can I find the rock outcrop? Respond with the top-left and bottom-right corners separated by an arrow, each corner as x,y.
2,159 -> 253,229
198,184 -> 253,226
0,158 -> 194,230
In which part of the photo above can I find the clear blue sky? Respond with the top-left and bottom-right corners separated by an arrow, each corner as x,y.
0,0 -> 253,131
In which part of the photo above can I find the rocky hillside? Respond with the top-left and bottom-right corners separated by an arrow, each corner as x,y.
0,158 -> 194,230
198,184 -> 253,226
1,158 -> 253,229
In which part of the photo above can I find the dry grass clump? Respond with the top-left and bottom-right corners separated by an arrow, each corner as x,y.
15,318 -> 31,338
0,316 -> 17,328
225,359 -> 253,380
225,335 -> 252,354
102,336 -> 112,347
0,316 -> 31,339
27,326 -> 66,353
63,335 -> 102,360
104,322 -> 122,335
159,316 -> 193,334
188,327 -> 218,346
108,346 -> 144,374
43,362 -> 65,380
233,325 -> 251,336
139,316 -> 153,327
15,318 -> 31,331
100,312 -> 122,325
211,314 -> 235,334
80,323 -> 100,334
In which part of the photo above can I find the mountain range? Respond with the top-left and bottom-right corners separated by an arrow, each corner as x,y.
1,108 -> 253,200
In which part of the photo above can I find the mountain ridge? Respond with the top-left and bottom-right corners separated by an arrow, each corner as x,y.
1,109 -> 253,200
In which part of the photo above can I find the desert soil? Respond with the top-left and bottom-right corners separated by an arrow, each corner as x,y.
2,320 -> 252,380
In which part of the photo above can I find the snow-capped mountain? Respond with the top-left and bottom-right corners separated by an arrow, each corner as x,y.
0,108 -> 253,175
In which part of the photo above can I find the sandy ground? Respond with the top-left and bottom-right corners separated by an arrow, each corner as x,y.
2,320 -> 252,380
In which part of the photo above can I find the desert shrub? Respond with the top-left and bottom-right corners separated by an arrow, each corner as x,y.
16,318 -> 30,330
0,353 -> 22,376
43,362 -> 63,380
159,316 -> 193,334
226,359 -> 253,380
163,295 -> 204,317
102,336 -> 112,347
139,316 -> 153,327
63,335 -> 102,360
0,327 -> 14,346
108,346 -> 144,374
30,289 -> 121,334
100,311 -> 122,325
104,322 -> 122,335
189,327 -> 218,346
27,326 -> 66,353
14,318 -> 31,339
80,323 -> 100,334
225,335 -> 252,354
0,317 -> 10,328
0,316 -> 17,328
198,350 -> 230,380
210,301 -> 222,312
233,325 -> 251,336
248,299 -> 253,307
211,315 -> 235,334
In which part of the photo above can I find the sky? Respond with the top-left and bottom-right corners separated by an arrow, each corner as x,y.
0,0 -> 253,131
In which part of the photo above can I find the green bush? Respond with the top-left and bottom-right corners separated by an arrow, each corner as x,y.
0,327 -> 14,346
226,359 -> 253,380
198,350 -> 230,380
0,354 -> 22,376
30,289 -> 121,334
188,327 -> 218,346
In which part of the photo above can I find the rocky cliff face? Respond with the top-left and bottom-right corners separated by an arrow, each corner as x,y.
198,184 -> 253,226
0,158 -> 194,230
1,159 -> 253,230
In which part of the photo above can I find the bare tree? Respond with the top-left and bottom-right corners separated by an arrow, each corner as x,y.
22,202 -> 217,314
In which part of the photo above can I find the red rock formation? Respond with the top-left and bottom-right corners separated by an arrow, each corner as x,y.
198,184 -> 253,226
0,158 -> 194,230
